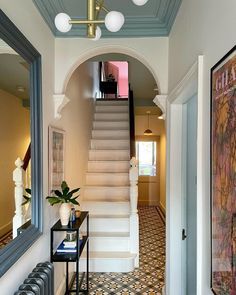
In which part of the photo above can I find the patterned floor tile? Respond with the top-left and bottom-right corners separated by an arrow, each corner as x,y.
72,206 -> 165,294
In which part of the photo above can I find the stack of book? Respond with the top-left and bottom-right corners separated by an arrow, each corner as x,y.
56,239 -> 78,253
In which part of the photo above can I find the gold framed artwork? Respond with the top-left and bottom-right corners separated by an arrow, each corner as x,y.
48,126 -> 65,194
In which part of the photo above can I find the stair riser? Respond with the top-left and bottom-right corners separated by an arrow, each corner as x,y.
87,161 -> 130,173
95,113 -> 129,121
92,130 -> 129,139
82,201 -> 130,215
89,237 -> 130,252
90,218 -> 129,232
96,100 -> 128,106
91,139 -> 129,150
83,187 -> 129,201
95,105 -> 129,113
89,150 -> 130,161
86,174 -> 129,186
93,121 -> 129,130
79,257 -> 135,272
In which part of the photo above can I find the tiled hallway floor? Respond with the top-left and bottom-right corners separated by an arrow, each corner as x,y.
74,206 -> 165,294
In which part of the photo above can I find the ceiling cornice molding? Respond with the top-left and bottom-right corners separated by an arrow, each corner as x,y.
33,0 -> 182,38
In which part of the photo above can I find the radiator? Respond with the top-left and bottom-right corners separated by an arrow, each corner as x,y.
14,261 -> 54,295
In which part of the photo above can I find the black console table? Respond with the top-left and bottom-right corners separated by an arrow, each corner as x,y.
50,211 -> 89,294
100,81 -> 117,98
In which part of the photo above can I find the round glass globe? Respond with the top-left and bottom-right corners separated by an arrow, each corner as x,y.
105,11 -> 125,32
132,0 -> 149,6
92,26 -> 102,41
54,13 -> 72,33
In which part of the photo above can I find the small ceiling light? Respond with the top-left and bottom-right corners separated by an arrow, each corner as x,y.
158,115 -> 164,120
54,0 -> 147,39
54,0 -> 124,39
54,13 -> 72,33
132,0 -> 149,6
105,11 -> 125,32
16,86 -> 25,92
144,111 -> 153,136
92,26 -> 102,41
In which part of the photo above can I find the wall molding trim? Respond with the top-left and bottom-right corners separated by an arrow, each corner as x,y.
167,61 -> 198,104
53,94 -> 70,120
153,95 -> 167,119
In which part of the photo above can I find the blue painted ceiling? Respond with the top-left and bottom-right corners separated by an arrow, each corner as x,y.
33,0 -> 182,38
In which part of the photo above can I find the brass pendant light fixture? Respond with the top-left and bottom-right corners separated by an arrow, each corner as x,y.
54,0 -> 150,40
144,111 -> 153,136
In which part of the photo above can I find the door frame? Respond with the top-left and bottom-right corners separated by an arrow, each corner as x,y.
166,56 -> 204,295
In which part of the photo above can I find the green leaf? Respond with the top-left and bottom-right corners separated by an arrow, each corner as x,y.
22,195 -> 30,206
46,197 -> 61,206
62,187 -> 70,196
69,188 -> 80,196
25,188 -> 31,194
61,181 -> 68,191
70,199 -> 79,205
54,190 -> 63,197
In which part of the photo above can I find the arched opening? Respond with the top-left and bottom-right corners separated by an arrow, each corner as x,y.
59,51 -> 166,294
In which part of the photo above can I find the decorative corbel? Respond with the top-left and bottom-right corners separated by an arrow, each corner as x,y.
153,95 -> 167,120
53,94 -> 70,120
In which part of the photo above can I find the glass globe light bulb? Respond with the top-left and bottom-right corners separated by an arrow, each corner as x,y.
105,11 -> 125,32
92,26 -> 102,41
132,0 -> 149,6
54,13 -> 72,33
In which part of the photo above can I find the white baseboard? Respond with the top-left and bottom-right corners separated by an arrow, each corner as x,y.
159,202 -> 166,216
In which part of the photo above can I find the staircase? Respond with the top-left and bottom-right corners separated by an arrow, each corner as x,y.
81,99 -> 137,272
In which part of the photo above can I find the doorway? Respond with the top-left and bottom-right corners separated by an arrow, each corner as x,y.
182,94 -> 197,295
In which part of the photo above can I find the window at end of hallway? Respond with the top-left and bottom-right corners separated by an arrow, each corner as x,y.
136,141 -> 157,176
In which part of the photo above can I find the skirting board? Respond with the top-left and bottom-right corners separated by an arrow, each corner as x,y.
159,202 -> 166,216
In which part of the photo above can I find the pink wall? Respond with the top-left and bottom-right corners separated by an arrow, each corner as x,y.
110,61 -> 128,97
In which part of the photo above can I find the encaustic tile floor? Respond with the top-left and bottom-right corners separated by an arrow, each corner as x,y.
73,206 -> 165,295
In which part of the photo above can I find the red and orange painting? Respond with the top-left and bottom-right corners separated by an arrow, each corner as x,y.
211,46 -> 236,295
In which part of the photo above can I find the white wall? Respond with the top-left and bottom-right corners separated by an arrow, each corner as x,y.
0,1 -> 55,294
169,0 -> 236,294
0,89 -> 30,236
55,61 -> 99,194
55,37 -> 169,96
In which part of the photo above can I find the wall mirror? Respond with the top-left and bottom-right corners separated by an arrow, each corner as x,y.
0,9 -> 42,277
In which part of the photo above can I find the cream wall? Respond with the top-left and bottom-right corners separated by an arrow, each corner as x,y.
0,89 -> 30,236
169,0 -> 236,293
56,61 -> 99,193
55,37 -> 169,96
0,1 -> 55,294
135,115 -> 166,209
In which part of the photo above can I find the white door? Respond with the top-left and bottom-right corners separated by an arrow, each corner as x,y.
182,94 -> 197,295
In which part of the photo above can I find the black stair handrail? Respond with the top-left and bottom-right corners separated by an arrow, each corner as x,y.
129,85 -> 135,158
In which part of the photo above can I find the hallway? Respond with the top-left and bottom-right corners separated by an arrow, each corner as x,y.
74,206 -> 165,294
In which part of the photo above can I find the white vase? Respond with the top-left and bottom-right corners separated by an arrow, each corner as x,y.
59,203 -> 71,225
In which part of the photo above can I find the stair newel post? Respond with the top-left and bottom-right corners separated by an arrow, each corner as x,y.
13,157 -> 25,238
129,157 -> 138,214
129,157 -> 139,267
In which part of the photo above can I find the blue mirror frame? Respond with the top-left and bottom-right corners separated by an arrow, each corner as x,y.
0,9 -> 43,276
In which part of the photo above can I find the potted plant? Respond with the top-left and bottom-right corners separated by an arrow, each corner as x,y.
46,181 -> 80,225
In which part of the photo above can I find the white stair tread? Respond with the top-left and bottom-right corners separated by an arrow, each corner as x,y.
82,251 -> 136,259
90,232 -> 130,237
90,214 -> 129,219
